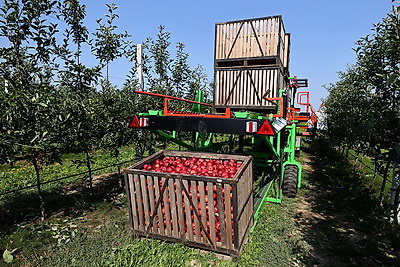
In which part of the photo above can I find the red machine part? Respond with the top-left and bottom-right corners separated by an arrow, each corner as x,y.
134,90 -> 232,118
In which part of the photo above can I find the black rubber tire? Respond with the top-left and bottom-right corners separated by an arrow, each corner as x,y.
282,165 -> 299,198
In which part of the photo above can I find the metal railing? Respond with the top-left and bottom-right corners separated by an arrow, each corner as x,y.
0,159 -> 136,197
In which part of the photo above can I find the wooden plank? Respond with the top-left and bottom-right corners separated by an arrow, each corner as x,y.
146,175 -> 156,234
140,174 -> 151,231
216,183 -> 226,246
175,178 -> 185,239
232,22 -> 237,58
162,177 -> 172,236
125,173 -> 135,233
191,180 -> 201,242
182,179 -> 193,241
216,25 -> 220,60
262,19 -> 267,55
153,176 -> 165,235
268,19 -> 275,56
224,183 -> 233,249
284,33 -> 290,68
226,23 -> 231,58
128,174 -> 139,231
256,20 -> 261,56
250,21 -> 255,57
247,70 -> 253,106
240,69 -> 245,106
255,69 -> 260,106
198,181 -> 207,244
259,19 -> 265,56
240,22 -> 244,58
220,24 -> 224,60
232,69 -> 237,106
207,182 -> 216,245
225,23 -> 229,59
134,174 -> 145,231
164,150 -> 247,161
126,150 -> 164,171
168,177 -> 179,238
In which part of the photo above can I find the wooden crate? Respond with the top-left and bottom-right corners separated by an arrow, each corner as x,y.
215,16 -> 288,68
124,150 -> 253,255
213,66 -> 287,112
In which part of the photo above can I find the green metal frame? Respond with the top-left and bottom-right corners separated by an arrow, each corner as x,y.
138,89 -> 305,231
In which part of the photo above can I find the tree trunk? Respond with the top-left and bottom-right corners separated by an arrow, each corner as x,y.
85,151 -> 93,191
379,160 -> 392,205
33,159 -> 45,220
369,158 -> 379,189
115,152 -> 123,188
390,161 -> 400,223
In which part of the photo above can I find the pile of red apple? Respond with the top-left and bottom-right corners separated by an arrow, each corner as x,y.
141,156 -> 242,178
143,180 -> 234,243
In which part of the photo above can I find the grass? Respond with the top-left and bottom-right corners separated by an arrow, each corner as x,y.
0,145 -> 140,233
2,138 -> 399,266
345,150 -> 393,202
0,147 -> 303,267
0,145 -> 137,195
1,196 -> 303,267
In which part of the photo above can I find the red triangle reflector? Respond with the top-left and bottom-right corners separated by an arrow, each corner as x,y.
257,120 -> 275,135
129,115 -> 140,128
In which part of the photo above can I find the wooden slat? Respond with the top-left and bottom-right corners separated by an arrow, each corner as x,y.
175,178 -> 185,238
198,181 -> 207,244
207,182 -> 216,245
140,174 -> 151,231
191,180 -> 201,242
284,33 -> 290,68
164,150 -> 247,161
216,183 -> 226,245
182,179 -> 193,241
153,176 -> 165,235
128,174 -> 139,230
146,175 -> 156,234
239,22 -> 243,58
168,177 -> 179,238
224,183 -> 233,249
216,25 -> 220,60
162,177 -> 172,236
125,150 -> 164,172
134,174 -> 145,231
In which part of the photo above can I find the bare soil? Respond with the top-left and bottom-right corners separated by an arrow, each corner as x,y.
293,143 -> 400,266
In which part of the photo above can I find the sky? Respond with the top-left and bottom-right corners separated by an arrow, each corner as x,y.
43,1 -> 400,108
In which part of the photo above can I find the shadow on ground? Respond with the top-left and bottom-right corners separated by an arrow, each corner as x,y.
0,173 -> 125,235
296,139 -> 400,266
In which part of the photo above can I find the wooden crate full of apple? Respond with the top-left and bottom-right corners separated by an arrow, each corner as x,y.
123,149 -> 253,255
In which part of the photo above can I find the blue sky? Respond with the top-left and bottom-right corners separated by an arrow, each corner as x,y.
51,1 -> 400,107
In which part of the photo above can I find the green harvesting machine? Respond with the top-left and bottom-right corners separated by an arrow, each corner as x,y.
129,15 -> 316,227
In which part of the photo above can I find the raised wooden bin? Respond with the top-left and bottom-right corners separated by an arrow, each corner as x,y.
214,66 -> 288,112
215,16 -> 288,68
124,150 -> 253,255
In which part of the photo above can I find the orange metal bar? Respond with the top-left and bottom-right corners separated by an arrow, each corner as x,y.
163,98 -> 232,118
297,92 -> 310,113
134,90 -> 213,107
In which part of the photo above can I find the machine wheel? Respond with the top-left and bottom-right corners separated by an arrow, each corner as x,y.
282,165 -> 299,198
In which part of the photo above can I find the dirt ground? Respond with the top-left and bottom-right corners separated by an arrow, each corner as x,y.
293,144 -> 400,266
